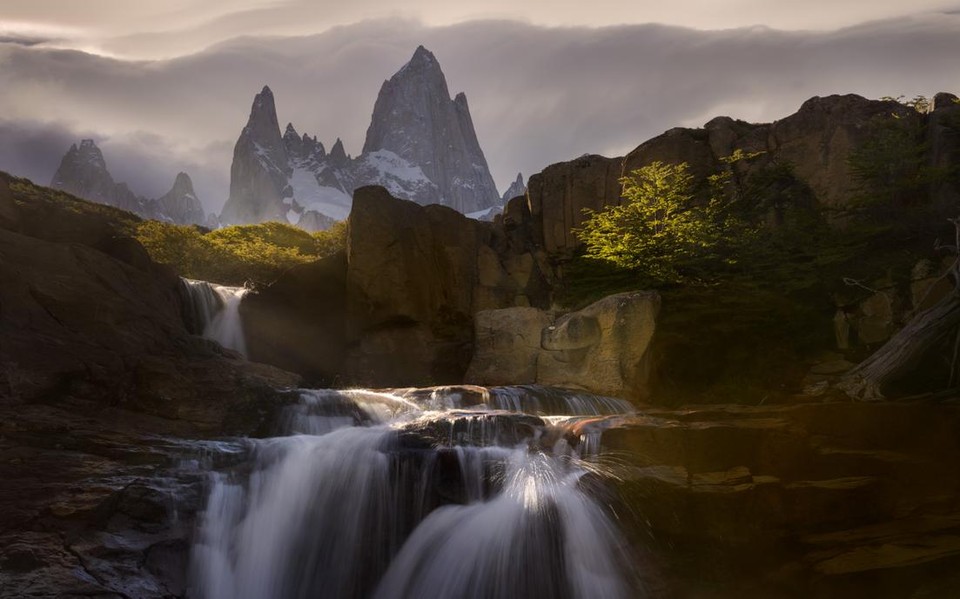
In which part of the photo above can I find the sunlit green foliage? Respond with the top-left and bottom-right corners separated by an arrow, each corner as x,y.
575,161 -> 755,286
880,94 -> 933,113
136,220 -> 346,285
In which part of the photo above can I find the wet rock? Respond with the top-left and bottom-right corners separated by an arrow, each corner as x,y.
608,401 -> 960,598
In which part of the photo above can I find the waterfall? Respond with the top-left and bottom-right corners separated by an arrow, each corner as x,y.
180,279 -> 250,358
188,387 -> 638,599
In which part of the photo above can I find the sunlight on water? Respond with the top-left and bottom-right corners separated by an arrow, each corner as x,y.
189,386 -> 638,599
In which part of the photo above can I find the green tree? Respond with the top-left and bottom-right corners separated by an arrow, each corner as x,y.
576,161 -> 739,285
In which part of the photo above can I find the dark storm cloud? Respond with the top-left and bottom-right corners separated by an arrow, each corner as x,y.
1,16 -> 959,212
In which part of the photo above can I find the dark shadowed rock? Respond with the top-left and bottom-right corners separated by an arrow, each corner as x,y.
242,252 -> 348,385
345,186 -> 482,384
607,401 -> 960,598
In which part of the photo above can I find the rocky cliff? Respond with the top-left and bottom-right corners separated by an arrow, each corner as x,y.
51,139 -> 210,226
220,47 -> 501,229
520,93 -> 959,259
244,185 -> 552,386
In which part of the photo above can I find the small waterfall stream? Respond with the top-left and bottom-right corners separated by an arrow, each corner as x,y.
180,279 -> 250,357
188,386 -> 638,599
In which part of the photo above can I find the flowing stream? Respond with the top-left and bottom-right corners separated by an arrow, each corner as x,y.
187,386 -> 639,599
180,278 -> 250,357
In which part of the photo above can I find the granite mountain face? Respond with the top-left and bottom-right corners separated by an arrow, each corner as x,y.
362,45 -> 501,214
219,46 -> 501,230
50,139 -> 211,226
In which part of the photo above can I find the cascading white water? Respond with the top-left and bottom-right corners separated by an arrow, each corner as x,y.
188,387 -> 639,599
180,279 -> 250,358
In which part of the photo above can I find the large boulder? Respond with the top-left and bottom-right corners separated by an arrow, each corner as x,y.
465,291 -> 661,401
345,186 -> 483,384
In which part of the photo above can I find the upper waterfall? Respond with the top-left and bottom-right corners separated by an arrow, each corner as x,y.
180,279 -> 250,358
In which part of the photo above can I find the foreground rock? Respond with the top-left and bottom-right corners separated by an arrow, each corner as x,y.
607,401 -> 960,598
0,172 -> 300,597
465,291 -> 661,401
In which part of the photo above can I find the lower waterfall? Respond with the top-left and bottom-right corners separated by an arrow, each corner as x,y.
180,278 -> 250,358
188,387 -> 638,599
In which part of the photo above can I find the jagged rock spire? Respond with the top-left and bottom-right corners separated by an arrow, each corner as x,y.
157,172 -> 206,225
220,85 -> 292,225
501,172 -> 527,203
362,46 -> 500,213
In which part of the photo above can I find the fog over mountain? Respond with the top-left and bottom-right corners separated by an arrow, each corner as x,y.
1,15 -> 959,213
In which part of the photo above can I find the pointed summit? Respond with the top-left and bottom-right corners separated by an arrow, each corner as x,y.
409,45 -> 437,67
329,138 -> 348,165
244,85 -> 283,145
157,172 -> 206,225
501,172 -> 527,203
220,86 -> 292,225
362,47 -> 499,213
50,139 -> 141,213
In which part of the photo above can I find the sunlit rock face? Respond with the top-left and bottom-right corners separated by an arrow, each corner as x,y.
466,291 -> 661,401
220,46 -> 501,229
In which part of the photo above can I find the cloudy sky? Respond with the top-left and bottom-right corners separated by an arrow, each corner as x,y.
2,1 -> 959,213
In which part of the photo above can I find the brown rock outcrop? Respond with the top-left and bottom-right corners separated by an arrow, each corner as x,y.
519,94 -> 928,262
465,291 -> 661,400
524,154 -> 622,255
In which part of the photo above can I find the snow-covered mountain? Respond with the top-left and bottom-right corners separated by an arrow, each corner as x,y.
219,46 -> 502,230
50,139 -> 212,226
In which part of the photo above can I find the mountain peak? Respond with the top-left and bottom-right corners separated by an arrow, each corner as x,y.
329,138 -> 348,164
248,86 -> 281,134
411,45 -> 435,64
172,171 -> 194,192
362,48 -> 499,212
158,171 -> 205,225
500,172 -> 527,203
394,45 -> 442,81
